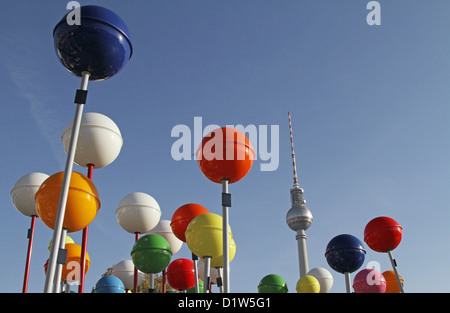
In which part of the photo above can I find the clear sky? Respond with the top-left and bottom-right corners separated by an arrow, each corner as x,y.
1,0 -> 450,293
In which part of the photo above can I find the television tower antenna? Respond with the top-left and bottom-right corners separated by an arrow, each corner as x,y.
286,112 -> 313,278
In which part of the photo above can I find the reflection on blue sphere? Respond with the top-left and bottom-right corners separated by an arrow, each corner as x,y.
53,5 -> 132,81
325,234 -> 366,274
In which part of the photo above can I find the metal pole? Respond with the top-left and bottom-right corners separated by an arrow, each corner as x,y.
217,267 -> 224,293
22,215 -> 36,293
53,228 -> 68,293
148,273 -> 155,293
192,253 -> 199,293
44,71 -> 90,293
203,256 -> 211,293
78,164 -> 93,293
296,229 -> 309,278
388,250 -> 404,293
344,272 -> 351,293
221,179 -> 230,293
133,232 -> 140,293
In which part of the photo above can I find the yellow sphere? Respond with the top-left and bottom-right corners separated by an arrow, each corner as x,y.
206,237 -> 237,268
44,243 -> 90,282
35,171 -> 100,233
185,213 -> 232,258
296,275 -> 320,293
48,235 -> 74,251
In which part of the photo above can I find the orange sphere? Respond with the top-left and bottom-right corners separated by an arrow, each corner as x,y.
171,203 -> 209,242
382,270 -> 404,293
44,243 -> 90,282
196,127 -> 254,184
35,171 -> 100,233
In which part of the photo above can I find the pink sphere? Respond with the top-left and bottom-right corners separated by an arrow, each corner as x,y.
353,268 -> 386,293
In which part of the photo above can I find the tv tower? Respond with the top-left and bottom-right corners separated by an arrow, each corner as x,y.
286,112 -> 313,278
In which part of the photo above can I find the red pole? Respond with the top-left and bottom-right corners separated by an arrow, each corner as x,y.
78,164 -> 94,293
134,232 -> 140,293
162,268 -> 166,293
22,215 -> 36,293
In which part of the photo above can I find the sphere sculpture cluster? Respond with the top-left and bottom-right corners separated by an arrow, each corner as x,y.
12,4 -> 134,294
11,3 -> 407,295
319,216 -> 404,293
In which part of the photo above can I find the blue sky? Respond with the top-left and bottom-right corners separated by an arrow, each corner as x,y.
1,0 -> 450,293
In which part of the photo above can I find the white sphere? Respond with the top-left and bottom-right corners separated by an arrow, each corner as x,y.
112,260 -> 145,290
148,220 -> 183,255
307,267 -> 334,293
116,192 -> 161,234
62,112 -> 123,168
11,172 -> 49,217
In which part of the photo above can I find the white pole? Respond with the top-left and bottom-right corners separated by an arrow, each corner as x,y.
203,256 -> 211,293
149,273 -> 155,293
192,253 -> 199,293
44,72 -> 90,293
217,267 -> 224,293
53,228 -> 68,293
388,250 -> 404,293
221,179 -> 230,293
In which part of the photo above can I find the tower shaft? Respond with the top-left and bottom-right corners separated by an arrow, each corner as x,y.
296,229 -> 309,277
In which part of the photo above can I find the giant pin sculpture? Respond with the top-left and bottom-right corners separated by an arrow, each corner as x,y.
171,203 -> 209,293
325,234 -> 366,293
62,112 -> 123,292
47,5 -> 132,293
10,172 -> 49,293
196,127 -> 254,292
364,216 -> 404,293
116,192 -> 161,292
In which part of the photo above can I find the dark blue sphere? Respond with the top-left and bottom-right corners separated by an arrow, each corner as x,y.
95,275 -> 125,293
53,5 -> 133,81
325,234 -> 366,274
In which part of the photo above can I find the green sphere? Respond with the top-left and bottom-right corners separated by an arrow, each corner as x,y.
131,234 -> 172,273
257,274 -> 288,293
186,280 -> 203,293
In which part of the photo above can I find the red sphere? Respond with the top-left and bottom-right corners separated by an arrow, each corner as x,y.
364,216 -> 402,252
166,258 -> 196,291
170,203 -> 209,242
196,127 -> 255,184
